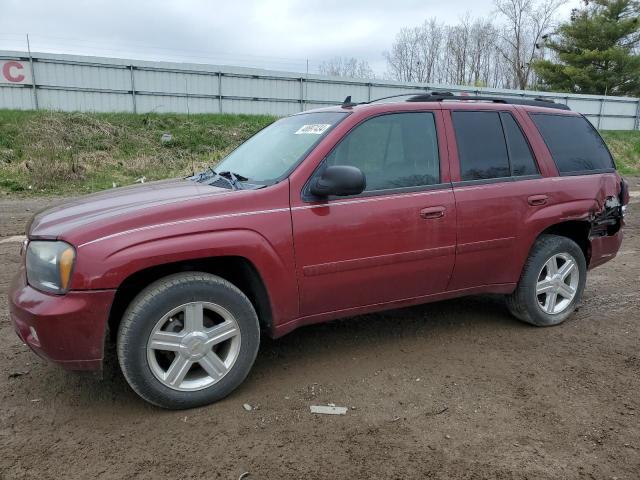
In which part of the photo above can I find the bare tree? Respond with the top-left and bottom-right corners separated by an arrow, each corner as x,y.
445,15 -> 473,85
385,15 -> 510,88
385,2 -> 567,90
384,18 -> 445,83
494,0 -> 565,89
318,57 -> 375,79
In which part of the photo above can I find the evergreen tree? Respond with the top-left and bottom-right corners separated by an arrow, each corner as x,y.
533,0 -> 640,95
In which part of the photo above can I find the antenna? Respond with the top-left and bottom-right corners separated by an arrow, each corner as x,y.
341,95 -> 358,108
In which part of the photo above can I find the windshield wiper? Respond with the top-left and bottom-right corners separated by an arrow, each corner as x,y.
196,168 -> 235,190
219,171 -> 248,181
218,171 -> 248,189
191,168 -> 250,190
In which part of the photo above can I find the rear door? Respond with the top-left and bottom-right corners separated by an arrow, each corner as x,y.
290,110 -> 457,316
446,108 -> 548,290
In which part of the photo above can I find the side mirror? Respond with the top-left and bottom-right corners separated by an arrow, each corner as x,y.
310,165 -> 366,197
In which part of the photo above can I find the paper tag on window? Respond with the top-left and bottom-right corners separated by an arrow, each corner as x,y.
294,124 -> 332,135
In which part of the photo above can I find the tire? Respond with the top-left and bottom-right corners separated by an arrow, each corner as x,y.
117,272 -> 260,409
506,234 -> 587,327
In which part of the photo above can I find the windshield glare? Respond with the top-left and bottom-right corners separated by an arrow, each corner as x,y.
214,111 -> 348,183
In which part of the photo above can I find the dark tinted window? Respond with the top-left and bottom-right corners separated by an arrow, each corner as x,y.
326,112 -> 439,191
500,112 -> 538,176
531,114 -> 614,173
452,111 -> 510,180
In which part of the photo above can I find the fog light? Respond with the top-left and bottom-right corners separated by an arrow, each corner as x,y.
29,326 -> 39,343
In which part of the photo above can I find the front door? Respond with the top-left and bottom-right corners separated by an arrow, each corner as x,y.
291,110 -> 457,316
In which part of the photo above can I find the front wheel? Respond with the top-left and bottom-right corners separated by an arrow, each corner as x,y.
506,234 -> 587,327
117,272 -> 260,409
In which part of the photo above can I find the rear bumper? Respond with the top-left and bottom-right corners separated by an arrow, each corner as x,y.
8,268 -> 115,371
589,230 -> 624,269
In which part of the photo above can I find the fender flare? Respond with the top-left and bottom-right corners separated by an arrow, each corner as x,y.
75,228 -> 299,324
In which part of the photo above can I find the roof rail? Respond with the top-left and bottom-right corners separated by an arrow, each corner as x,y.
406,92 -> 570,110
365,92 -> 427,104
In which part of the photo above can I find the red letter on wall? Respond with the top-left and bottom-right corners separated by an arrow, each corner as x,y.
2,61 -> 26,83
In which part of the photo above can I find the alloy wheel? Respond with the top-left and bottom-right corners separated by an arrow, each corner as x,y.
146,302 -> 241,391
535,253 -> 579,315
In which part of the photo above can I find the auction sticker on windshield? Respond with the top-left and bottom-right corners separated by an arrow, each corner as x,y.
295,124 -> 332,135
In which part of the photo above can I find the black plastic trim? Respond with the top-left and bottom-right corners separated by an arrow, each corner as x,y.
558,168 -> 617,177
452,174 -> 542,187
303,182 -> 452,203
407,94 -> 571,110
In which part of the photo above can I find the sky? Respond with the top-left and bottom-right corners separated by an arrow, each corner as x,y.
0,0 -> 581,75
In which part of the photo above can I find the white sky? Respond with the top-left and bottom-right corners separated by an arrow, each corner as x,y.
0,0 -> 581,74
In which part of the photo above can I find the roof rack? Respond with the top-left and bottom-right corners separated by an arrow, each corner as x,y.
341,92 -> 421,108
406,92 -> 570,110
341,91 -> 570,111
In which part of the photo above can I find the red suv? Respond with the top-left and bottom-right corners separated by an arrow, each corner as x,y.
9,92 -> 628,409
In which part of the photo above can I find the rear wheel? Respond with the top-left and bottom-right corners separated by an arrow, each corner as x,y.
506,234 -> 587,327
117,272 -> 260,409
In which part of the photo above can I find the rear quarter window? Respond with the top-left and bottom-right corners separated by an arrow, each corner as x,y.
530,114 -> 615,174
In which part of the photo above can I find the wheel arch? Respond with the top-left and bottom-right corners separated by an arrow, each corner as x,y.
511,218 -> 593,287
537,220 -> 592,266
107,255 -> 274,344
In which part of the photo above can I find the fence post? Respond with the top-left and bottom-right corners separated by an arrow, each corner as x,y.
634,99 -> 640,131
26,34 -> 38,110
217,72 -> 222,113
597,98 -> 605,129
129,65 -> 137,113
300,77 -> 304,112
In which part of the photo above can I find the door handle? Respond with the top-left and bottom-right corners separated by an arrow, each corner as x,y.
528,194 -> 548,206
420,206 -> 446,219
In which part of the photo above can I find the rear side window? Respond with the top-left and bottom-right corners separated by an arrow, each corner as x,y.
500,112 -> 538,176
530,114 -> 615,174
325,112 -> 440,191
453,111 -> 510,181
452,111 -> 539,181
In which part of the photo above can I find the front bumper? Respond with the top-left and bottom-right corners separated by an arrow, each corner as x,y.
8,267 -> 115,371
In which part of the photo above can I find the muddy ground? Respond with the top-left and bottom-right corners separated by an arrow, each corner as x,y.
1,184 -> 639,480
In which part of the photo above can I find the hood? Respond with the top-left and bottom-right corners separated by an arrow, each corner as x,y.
28,178 -> 233,240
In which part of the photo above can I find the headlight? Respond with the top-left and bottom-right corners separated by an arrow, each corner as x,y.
26,241 -> 76,294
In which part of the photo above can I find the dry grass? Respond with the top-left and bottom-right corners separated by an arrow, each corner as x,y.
0,110 -> 274,194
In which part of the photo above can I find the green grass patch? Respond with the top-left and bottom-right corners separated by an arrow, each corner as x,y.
0,110 -> 275,195
600,130 -> 640,175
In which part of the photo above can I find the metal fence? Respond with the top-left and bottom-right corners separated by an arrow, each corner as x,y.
1,50 -> 639,130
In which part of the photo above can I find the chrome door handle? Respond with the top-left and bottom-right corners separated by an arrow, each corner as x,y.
420,206 -> 446,219
528,194 -> 548,206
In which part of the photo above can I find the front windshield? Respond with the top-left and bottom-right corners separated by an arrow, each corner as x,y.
214,111 -> 348,183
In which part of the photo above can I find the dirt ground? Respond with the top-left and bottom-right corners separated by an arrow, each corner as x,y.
1,183 -> 639,480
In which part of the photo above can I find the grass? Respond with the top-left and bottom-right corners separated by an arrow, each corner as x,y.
0,110 -> 638,196
0,110 -> 275,195
600,130 -> 640,175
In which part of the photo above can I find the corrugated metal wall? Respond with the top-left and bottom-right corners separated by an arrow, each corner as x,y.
1,50 -> 639,130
